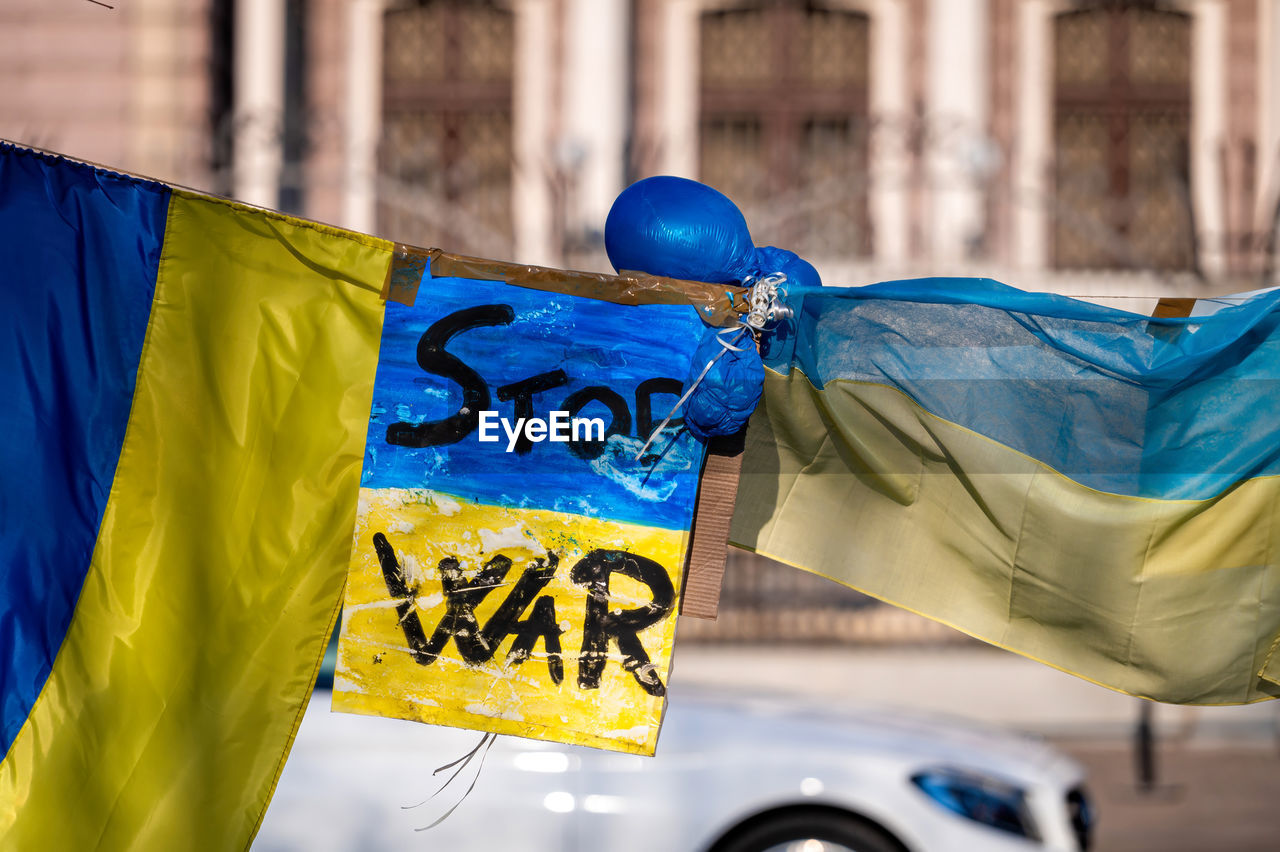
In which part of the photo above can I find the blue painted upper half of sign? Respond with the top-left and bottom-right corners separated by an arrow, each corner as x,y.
363,271 -> 711,529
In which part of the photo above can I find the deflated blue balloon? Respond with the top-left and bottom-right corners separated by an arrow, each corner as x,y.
605,176 -> 756,284
752,245 -> 822,289
606,175 -> 819,440
682,330 -> 765,441
605,175 -> 823,288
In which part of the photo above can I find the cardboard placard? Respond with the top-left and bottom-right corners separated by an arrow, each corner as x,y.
335,266 -> 711,754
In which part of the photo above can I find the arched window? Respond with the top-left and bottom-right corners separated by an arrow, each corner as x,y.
1052,3 -> 1193,270
699,1 -> 871,258
379,0 -> 514,256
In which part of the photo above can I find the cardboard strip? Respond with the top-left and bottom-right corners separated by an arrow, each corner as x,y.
1145,296 -> 1197,341
1150,297 -> 1198,318
380,245 -> 427,306
385,245 -> 749,327
680,429 -> 746,620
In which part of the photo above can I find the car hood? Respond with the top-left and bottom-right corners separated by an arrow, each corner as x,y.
660,687 -> 1084,787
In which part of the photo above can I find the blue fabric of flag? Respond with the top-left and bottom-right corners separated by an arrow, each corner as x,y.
0,143 -> 169,754
767,278 -> 1280,499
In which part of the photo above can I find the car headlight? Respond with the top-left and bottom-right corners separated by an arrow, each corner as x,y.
911,769 -> 1040,841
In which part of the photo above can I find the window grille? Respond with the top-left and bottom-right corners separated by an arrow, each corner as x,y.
699,1 -> 872,259
1052,3 -> 1194,271
379,0 -> 514,257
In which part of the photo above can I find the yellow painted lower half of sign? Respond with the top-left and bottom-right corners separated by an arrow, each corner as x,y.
333,488 -> 687,755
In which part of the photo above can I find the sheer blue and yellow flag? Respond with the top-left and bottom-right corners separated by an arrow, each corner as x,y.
732,280 -> 1280,706
0,143 -> 713,847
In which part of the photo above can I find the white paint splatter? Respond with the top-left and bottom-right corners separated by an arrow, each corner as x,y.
588,435 -> 688,503
399,551 -> 426,586
480,524 -> 536,553
600,725 -> 651,741
342,599 -> 401,615
415,592 -> 443,610
552,495 -> 597,517
464,703 -> 526,722
418,386 -> 450,403
332,675 -> 364,694
515,303 -> 567,325
431,492 -> 462,516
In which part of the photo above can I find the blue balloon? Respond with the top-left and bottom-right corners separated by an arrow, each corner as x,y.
605,175 -> 820,439
682,330 -> 765,441
751,245 -> 822,288
605,176 -> 756,284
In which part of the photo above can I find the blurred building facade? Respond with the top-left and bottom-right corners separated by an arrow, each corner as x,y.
5,0 -> 1280,641
6,0 -> 1279,296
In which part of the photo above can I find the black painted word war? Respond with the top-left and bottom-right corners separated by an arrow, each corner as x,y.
384,304 -> 684,457
373,532 -> 675,697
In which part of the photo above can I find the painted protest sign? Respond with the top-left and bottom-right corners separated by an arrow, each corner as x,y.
333,268 -> 709,754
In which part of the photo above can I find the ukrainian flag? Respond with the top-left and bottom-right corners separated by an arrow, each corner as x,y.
733,279 -> 1280,705
0,142 -> 389,848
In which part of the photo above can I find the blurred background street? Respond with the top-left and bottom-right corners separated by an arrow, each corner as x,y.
675,637 -> 1280,852
679,552 -> 1280,850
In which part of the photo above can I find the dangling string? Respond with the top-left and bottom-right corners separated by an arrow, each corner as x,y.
633,325 -> 750,460
632,273 -> 793,461
404,731 -> 497,830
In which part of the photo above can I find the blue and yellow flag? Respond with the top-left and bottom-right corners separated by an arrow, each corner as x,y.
0,143 -> 390,848
732,279 -> 1280,705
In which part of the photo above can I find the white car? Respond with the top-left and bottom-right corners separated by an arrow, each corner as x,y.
257,687 -> 1093,852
